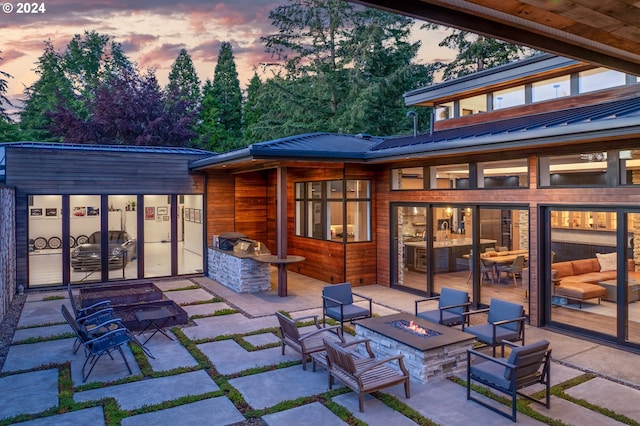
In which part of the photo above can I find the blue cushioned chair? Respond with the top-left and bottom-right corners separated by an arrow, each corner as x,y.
462,298 -> 525,356
467,339 -> 551,422
414,288 -> 470,326
322,283 -> 372,330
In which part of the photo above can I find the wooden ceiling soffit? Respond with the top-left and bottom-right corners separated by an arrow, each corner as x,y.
347,0 -> 640,75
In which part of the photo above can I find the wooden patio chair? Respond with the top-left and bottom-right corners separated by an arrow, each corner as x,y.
414,287 -> 470,326
462,298 -> 526,357
322,282 -> 372,330
467,339 -> 551,422
323,338 -> 410,412
275,311 -> 344,370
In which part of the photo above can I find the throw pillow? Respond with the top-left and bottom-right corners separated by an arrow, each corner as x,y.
596,252 -> 617,272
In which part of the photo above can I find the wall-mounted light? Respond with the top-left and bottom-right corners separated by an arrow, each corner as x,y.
445,207 -> 453,217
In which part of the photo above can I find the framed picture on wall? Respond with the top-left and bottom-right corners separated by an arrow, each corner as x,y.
163,215 -> 170,221
157,206 -> 168,215
45,208 -> 57,217
194,209 -> 201,223
30,208 -> 43,216
189,208 -> 195,222
184,208 -> 190,222
73,207 -> 86,217
145,206 -> 155,220
87,206 -> 100,216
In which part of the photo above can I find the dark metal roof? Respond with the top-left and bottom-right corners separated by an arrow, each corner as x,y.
190,132 -> 382,169
369,95 -> 640,155
3,142 -> 213,156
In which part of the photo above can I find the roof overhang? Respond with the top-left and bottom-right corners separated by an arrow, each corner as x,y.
348,0 -> 640,76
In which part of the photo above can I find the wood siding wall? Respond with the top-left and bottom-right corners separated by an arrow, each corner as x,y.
6,147 -> 206,290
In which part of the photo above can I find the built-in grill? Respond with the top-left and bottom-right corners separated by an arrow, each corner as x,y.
217,232 -> 270,255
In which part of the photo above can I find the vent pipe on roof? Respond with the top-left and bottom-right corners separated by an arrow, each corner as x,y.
406,111 -> 417,137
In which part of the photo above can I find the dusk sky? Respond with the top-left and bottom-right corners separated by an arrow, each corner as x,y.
0,0 -> 455,110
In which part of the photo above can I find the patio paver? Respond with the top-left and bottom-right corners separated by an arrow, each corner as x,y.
228,365 -> 333,409
565,377 -> 640,422
197,339 -> 298,375
74,370 -> 219,411
120,397 -> 244,426
262,402 -> 348,426
163,288 -> 215,305
182,313 -> 277,340
181,302 -> 232,318
0,369 -> 59,421
16,407 -> 105,426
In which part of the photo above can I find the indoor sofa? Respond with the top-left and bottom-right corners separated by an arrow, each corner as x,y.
552,255 -> 637,306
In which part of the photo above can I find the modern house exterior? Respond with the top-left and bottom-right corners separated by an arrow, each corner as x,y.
2,53 -> 640,352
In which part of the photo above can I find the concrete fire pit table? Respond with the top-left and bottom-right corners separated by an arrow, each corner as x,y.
355,313 -> 475,383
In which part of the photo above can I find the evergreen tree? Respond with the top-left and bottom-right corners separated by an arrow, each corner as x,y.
424,24 -> 534,80
248,1 -> 433,140
198,79 -> 221,150
210,42 -> 243,145
242,72 -> 263,142
167,48 -> 201,114
0,52 -> 13,124
20,41 -> 74,141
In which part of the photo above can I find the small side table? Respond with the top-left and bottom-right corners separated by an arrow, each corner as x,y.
135,306 -> 175,344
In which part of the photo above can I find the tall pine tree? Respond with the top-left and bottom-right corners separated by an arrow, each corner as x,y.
166,48 -> 201,114
208,41 -> 243,150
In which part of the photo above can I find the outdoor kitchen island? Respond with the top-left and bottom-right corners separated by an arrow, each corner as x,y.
355,313 -> 476,383
207,247 -> 272,293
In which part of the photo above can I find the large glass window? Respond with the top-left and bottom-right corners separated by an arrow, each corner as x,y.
477,159 -> 528,188
430,164 -> 470,189
70,195 -> 102,284
29,195 -> 62,287
295,180 -> 371,242
579,68 -> 626,93
532,75 -> 571,102
493,85 -> 525,110
435,102 -> 454,121
391,167 -> 424,190
619,150 -> 640,185
107,195 -> 138,281
539,152 -> 608,187
179,194 -> 204,275
460,94 -> 486,116
143,195 -> 171,278
549,208 -> 618,337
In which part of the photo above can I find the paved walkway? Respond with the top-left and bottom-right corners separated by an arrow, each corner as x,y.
1,273 -> 640,425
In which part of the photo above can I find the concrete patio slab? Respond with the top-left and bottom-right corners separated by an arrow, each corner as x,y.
163,288 -> 215,306
2,337 -> 141,385
143,330 -> 199,372
242,331 -> 280,347
228,365 -> 333,409
153,279 -> 198,291
519,363 -> 584,395
74,370 -> 219,411
565,377 -> 640,422
262,402 -> 348,426
26,290 -> 67,302
332,392 -> 418,425
198,339 -> 298,375
12,323 -> 72,343
17,299 -> 72,328
530,396 -> 624,425
182,302 -> 232,318
385,376 -> 545,425
120,396 -> 245,426
16,407 -> 105,426
0,369 -> 59,421
183,313 -> 277,340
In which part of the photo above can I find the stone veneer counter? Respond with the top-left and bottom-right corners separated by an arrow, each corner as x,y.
207,247 -> 271,293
